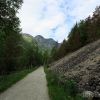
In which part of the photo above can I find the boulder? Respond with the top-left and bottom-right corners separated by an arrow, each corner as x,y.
82,91 -> 94,100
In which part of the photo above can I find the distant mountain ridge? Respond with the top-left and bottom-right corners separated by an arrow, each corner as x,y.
34,35 -> 59,50
22,34 -> 59,51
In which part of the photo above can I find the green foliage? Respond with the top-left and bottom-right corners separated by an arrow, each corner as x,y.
56,40 -> 68,59
45,67 -> 84,100
0,0 -> 45,74
0,31 -> 6,72
78,20 -> 88,45
64,80 -> 78,97
0,0 -> 23,74
42,50 -> 50,65
18,36 -> 45,68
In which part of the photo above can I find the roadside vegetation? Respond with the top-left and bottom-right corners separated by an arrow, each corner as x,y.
0,67 -> 37,93
0,0 -> 47,93
44,67 -> 84,100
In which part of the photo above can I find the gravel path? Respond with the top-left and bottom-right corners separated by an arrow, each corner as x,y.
0,67 -> 50,100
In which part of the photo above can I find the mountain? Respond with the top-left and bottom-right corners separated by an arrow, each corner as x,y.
50,39 -> 100,97
22,33 -> 34,43
34,35 -> 59,51
22,34 -> 59,51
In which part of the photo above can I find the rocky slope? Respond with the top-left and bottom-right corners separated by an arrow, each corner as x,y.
50,39 -> 100,97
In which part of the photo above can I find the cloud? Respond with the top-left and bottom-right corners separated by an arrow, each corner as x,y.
18,0 -> 100,42
67,0 -> 100,22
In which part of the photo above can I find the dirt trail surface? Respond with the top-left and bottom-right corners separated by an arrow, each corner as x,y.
0,67 -> 50,100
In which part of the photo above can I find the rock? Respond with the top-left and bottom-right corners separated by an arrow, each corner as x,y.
94,91 -> 100,98
93,91 -> 100,100
93,97 -> 100,100
96,86 -> 100,91
82,91 -> 94,100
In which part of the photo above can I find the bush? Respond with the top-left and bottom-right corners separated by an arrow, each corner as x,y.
45,67 -> 85,100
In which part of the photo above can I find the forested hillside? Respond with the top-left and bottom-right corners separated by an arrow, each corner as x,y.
0,0 -> 51,75
53,6 -> 100,60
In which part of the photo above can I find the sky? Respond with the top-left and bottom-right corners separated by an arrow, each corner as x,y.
18,0 -> 100,43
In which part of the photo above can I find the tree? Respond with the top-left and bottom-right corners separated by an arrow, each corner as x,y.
42,50 -> 50,65
78,20 -> 88,45
55,40 -> 67,59
55,6 -> 100,60
68,23 -> 81,51
50,44 -> 59,61
0,0 -> 23,74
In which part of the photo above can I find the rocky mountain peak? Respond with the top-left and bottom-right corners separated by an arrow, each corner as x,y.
34,35 -> 59,50
23,34 -> 59,51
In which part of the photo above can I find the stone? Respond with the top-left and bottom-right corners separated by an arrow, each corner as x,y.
82,91 -> 94,100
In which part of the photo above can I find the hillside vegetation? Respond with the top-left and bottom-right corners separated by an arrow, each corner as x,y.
52,6 -> 100,60
0,0 -> 56,75
49,6 -> 100,100
50,39 -> 100,91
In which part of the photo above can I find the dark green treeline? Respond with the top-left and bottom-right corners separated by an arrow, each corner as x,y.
0,0 -> 48,75
53,6 -> 100,60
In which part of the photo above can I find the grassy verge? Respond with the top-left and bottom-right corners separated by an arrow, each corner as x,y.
44,67 -> 84,100
0,67 -> 37,93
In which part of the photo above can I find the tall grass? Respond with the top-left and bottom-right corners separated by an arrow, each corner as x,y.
44,67 -> 84,100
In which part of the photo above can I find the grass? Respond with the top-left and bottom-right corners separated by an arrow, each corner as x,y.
44,66 -> 85,100
0,67 -> 37,93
